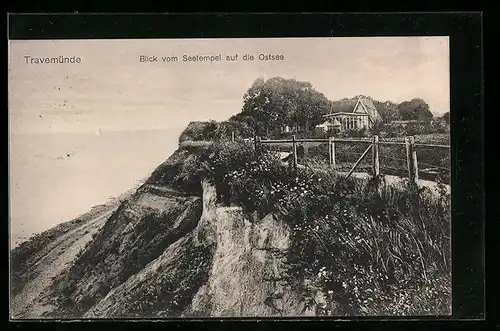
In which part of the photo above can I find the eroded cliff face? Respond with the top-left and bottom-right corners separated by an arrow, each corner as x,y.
11,179 -> 314,319
82,180 -> 311,318
82,180 -> 218,318
188,194 -> 308,317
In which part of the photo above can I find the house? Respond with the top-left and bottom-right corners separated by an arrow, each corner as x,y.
316,96 -> 382,132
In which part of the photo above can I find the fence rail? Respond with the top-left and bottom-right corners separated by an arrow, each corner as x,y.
254,137 -> 449,149
253,134 -> 450,184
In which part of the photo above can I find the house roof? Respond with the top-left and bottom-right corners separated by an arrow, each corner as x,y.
358,97 -> 382,122
329,99 -> 359,114
323,97 -> 382,123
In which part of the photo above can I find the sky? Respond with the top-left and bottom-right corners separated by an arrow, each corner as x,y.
8,37 -> 449,135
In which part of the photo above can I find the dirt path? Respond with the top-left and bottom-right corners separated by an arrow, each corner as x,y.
298,163 -> 450,195
339,171 -> 451,195
10,209 -> 116,319
143,184 -> 187,196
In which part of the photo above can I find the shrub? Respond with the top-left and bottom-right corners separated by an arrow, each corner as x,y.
178,121 -> 219,144
178,120 -> 255,145
175,141 -> 289,214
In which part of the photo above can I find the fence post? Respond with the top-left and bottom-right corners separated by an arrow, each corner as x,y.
405,136 -> 412,180
328,137 -> 336,167
405,136 -> 419,183
331,136 -> 336,167
292,135 -> 298,171
328,137 -> 332,165
410,136 -> 419,182
372,135 -> 380,178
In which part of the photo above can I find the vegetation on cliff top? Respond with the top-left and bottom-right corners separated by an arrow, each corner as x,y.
147,139 -> 451,316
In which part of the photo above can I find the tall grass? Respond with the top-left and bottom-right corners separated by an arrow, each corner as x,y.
281,175 -> 451,316
157,140 -> 451,315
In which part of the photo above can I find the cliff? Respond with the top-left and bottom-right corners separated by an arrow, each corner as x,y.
10,140 -> 451,318
10,158 -> 314,318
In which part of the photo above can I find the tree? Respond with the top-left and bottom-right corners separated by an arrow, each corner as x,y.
397,98 -> 434,121
231,77 -> 331,136
373,100 -> 401,122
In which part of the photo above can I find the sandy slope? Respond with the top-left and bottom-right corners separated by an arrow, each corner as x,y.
10,209 -> 115,319
337,171 -> 451,195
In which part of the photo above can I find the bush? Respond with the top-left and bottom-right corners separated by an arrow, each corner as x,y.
178,121 -> 219,144
175,141 -> 290,214
178,120 -> 255,144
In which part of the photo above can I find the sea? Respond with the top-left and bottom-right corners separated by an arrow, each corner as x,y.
9,129 -> 179,248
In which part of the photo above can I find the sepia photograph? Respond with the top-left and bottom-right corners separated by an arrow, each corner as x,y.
9,37 -> 451,319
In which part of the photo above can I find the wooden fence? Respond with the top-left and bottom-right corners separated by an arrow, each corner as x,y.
252,134 -> 450,184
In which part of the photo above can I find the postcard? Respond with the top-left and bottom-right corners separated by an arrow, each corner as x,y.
9,37 -> 451,319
